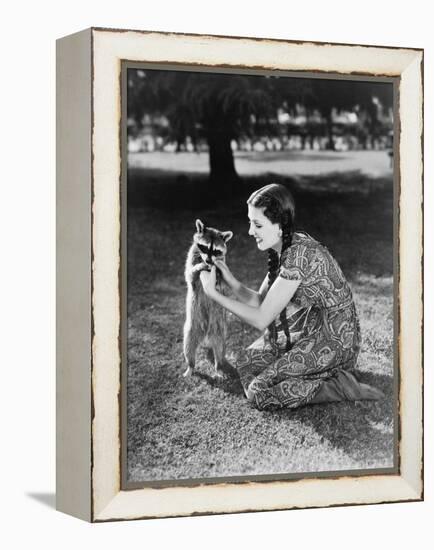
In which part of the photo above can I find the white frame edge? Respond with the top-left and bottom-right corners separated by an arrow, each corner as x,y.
56,28 -> 93,522
90,28 -> 423,522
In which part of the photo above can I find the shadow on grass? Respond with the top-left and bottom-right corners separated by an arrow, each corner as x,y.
238,151 -> 352,163
194,371 -> 245,396
127,168 -> 393,281
267,370 -> 395,465
127,167 -> 392,210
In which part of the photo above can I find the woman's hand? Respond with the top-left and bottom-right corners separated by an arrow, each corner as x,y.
200,266 -> 218,297
214,259 -> 236,288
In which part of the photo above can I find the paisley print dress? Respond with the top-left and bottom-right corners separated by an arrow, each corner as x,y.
236,232 -> 383,410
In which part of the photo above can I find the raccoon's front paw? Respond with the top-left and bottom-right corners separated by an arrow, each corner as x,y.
192,262 -> 210,273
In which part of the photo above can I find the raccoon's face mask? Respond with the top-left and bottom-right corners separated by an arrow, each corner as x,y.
194,219 -> 233,266
197,242 -> 225,266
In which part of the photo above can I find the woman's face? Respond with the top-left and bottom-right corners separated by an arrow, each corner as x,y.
247,204 -> 282,252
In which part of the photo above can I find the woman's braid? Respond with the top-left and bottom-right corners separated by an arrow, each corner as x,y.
279,221 -> 294,351
266,248 -> 280,344
266,215 -> 294,348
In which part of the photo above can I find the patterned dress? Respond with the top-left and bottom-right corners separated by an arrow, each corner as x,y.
236,232 -> 383,410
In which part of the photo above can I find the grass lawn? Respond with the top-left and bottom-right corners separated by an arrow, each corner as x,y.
126,151 -> 395,482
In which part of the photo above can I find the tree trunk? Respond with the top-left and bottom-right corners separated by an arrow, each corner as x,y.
207,129 -> 240,192
326,115 -> 335,151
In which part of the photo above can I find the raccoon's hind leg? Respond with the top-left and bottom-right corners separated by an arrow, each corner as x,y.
209,327 -> 238,379
212,343 -> 238,379
210,338 -> 226,379
207,284 -> 238,379
207,333 -> 234,378
183,319 -> 203,377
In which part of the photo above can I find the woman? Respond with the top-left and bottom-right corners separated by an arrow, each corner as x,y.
199,183 -> 383,411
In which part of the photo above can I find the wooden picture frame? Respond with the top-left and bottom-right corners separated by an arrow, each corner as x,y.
56,27 -> 423,522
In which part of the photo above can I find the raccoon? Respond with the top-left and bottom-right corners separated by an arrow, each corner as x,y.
183,219 -> 234,378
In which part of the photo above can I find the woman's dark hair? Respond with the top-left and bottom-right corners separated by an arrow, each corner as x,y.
247,183 -> 296,349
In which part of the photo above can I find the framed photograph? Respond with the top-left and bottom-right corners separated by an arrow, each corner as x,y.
56,27 -> 423,522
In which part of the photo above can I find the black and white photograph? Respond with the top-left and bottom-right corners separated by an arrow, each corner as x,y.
124,66 -> 397,485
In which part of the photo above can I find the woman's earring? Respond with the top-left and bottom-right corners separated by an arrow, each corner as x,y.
278,229 -> 283,238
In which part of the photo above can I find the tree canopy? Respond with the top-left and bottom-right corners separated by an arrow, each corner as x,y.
127,68 -> 393,186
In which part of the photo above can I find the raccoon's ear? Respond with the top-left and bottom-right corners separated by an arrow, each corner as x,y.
222,231 -> 233,242
195,219 -> 204,233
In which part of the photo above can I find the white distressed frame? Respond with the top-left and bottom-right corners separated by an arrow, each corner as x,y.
57,28 -> 423,522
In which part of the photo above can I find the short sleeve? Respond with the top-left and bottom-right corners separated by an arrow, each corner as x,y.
278,243 -> 312,283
